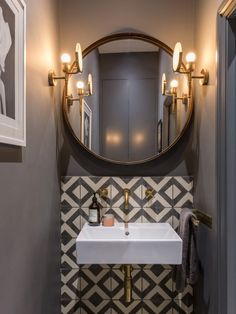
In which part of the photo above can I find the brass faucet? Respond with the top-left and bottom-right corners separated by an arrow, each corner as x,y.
123,189 -> 130,235
124,188 -> 130,210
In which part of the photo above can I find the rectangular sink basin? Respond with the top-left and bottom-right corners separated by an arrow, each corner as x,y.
76,223 -> 182,265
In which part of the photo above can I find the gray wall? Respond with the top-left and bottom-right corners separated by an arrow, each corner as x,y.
0,0 -> 61,314
59,0 -> 195,176
193,0 -> 222,313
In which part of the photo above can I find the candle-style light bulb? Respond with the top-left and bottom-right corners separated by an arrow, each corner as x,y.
77,81 -> 84,96
170,80 -> 178,88
186,52 -> 196,63
61,53 -> 71,64
170,79 -> 178,94
61,53 -> 71,72
186,52 -> 196,71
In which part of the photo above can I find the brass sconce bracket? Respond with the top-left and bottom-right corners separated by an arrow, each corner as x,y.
176,94 -> 188,105
192,68 -> 209,85
48,70 -> 66,87
66,95 -> 75,107
66,95 -> 81,107
161,74 -> 188,110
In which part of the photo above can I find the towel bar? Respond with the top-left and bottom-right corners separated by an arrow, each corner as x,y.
191,217 -> 200,226
192,209 -> 213,229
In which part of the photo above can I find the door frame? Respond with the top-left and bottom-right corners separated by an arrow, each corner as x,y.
217,1 -> 236,313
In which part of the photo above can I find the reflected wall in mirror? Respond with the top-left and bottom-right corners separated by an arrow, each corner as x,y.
64,33 -> 192,164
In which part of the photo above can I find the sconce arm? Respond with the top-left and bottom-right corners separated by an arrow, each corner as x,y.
48,70 -> 67,86
191,69 -> 209,85
64,60 -> 82,75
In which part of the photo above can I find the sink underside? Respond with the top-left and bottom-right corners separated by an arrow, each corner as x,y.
76,223 -> 182,265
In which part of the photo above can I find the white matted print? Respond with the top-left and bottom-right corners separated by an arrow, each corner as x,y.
0,0 -> 26,146
81,100 -> 92,150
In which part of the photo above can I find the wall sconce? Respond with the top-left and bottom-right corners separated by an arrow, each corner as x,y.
66,74 -> 93,142
172,42 -> 209,89
161,74 -> 187,112
48,43 -> 83,87
67,74 -> 93,106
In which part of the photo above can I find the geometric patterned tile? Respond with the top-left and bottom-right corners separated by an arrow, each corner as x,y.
61,207 -> 81,239
60,176 -> 195,314
172,177 -> 193,208
80,264 -> 110,269
111,268 -> 142,300
111,300 -> 142,314
61,237 -> 78,269
61,177 -> 81,208
80,177 -> 111,208
172,299 -> 194,314
142,207 -> 172,224
172,283 -> 193,301
142,300 -> 173,314
142,264 -> 173,270
61,268 -> 80,300
80,300 -> 111,314
61,299 -> 80,314
142,177 -> 173,208
80,208 -> 89,228
110,177 -> 143,210
106,207 -> 142,223
81,265 -> 111,300
142,266 -> 173,300
110,264 -> 142,270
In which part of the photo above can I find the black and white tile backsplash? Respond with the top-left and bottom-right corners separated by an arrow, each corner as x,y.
61,176 -> 194,314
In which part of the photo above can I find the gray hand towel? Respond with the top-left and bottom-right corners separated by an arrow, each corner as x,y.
175,208 -> 199,292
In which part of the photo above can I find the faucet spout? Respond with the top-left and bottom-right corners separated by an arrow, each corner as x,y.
123,189 -> 130,235
124,188 -> 130,210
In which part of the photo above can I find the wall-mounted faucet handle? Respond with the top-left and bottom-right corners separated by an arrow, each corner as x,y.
145,188 -> 155,200
98,188 -> 108,199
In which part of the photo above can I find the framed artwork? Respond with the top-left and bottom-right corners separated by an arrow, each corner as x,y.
157,119 -> 163,153
0,0 -> 26,146
81,100 -> 92,149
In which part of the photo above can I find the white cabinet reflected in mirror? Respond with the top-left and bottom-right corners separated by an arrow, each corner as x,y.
64,33 -> 192,164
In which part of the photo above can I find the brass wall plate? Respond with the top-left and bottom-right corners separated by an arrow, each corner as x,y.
199,69 -> 209,85
48,70 -> 57,86
145,188 -> 155,199
98,188 -> 108,199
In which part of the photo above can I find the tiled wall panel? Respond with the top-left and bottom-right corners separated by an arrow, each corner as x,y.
61,177 -> 194,314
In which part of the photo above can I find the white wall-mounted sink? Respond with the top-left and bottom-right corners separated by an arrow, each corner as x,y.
76,223 -> 182,265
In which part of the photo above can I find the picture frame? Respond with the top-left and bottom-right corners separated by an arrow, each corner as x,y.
81,99 -> 92,150
0,0 -> 26,146
157,119 -> 163,153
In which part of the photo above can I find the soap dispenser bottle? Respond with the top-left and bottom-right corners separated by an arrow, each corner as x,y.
88,193 -> 101,226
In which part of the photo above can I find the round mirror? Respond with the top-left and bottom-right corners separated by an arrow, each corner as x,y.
63,33 -> 192,165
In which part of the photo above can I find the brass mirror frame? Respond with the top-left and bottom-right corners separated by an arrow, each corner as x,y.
62,32 -> 193,165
